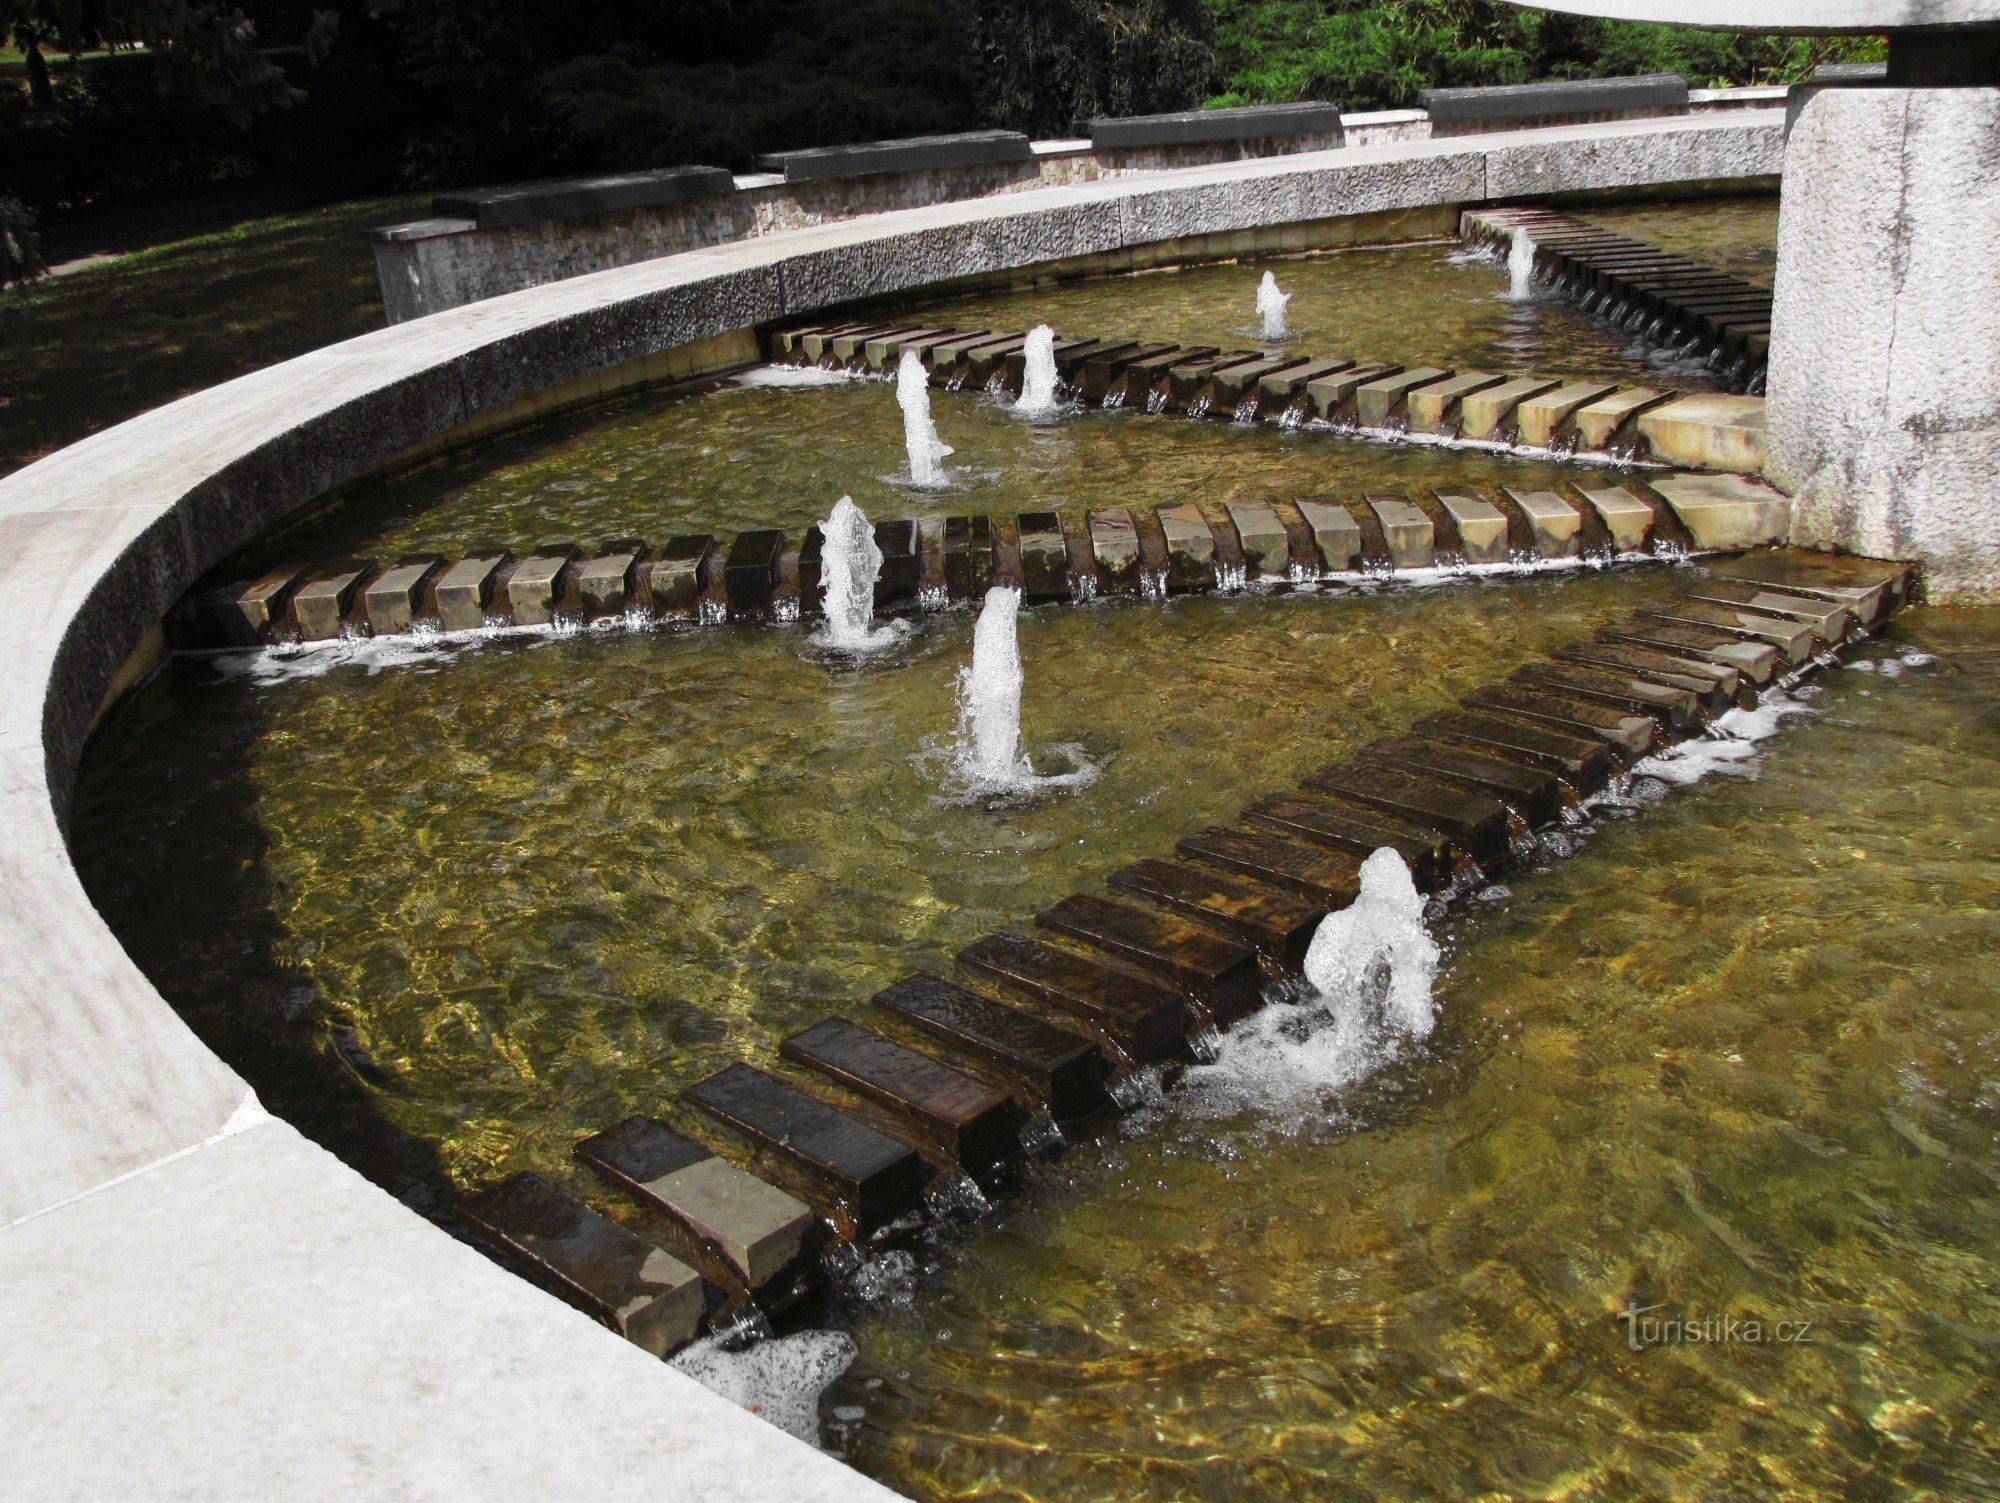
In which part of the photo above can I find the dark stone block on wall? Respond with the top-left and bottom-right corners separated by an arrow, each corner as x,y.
433,166 -> 738,230
1419,73 -> 1688,124
755,130 -> 1033,183
1088,101 -> 1344,150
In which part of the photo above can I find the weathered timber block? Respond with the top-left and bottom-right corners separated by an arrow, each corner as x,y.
1415,710 -> 1616,790
434,165 -> 735,230
1175,826 -> 1362,907
873,973 -> 1107,1120
1635,598 -> 1816,662
1648,471 -> 1792,547
1503,488 -> 1583,558
1460,377 -> 1561,442
502,549 -> 577,628
292,562 -> 373,641
684,1064 -> 922,1232
1036,893 -> 1261,1024
1016,512 -> 1070,602
1706,551 -> 1906,625
1576,485 -> 1656,553
1595,618 -> 1781,685
1461,684 -> 1658,757
1435,492 -> 1510,564
649,535 -> 713,621
1244,792 -> 1458,890
1512,661 -> 1700,728
1295,498 -> 1362,572
1367,494 -> 1435,569
942,515 -> 995,602
1088,508 -> 1142,594
1552,643 -> 1740,714
433,553 -> 508,633
724,529 -> 785,618
957,933 -> 1188,1064
575,1117 -> 813,1292
757,129 -> 1031,182
1407,372 -> 1503,435
1308,362 -> 1400,419
1367,737 -> 1565,825
1420,73 -> 1687,125
1089,100 -> 1344,149
577,543 -> 646,620
362,556 -> 443,636
1574,388 -> 1671,450
1355,367 -> 1453,429
873,520 -> 919,609
1105,858 -> 1324,974
1226,501 -> 1290,578
1515,382 -> 1620,448
461,1172 -> 704,1356
1676,578 -> 1854,643
1303,763 -> 1511,867
780,1019 -> 1019,1173
1155,503 -> 1216,590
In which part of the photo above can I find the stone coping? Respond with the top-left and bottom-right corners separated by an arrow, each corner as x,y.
434,165 -> 738,229
755,129 -> 1033,182
0,106 -> 1783,1497
1088,101 -> 1345,149
1420,73 -> 1689,123
1510,1 -> 2000,31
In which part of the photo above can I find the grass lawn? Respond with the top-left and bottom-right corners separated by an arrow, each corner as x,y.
0,194 -> 428,477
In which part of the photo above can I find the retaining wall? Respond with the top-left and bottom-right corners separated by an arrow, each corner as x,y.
0,108 -> 1784,1501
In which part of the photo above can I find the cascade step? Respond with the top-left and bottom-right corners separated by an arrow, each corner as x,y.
1105,857 -> 1325,974
1461,684 -> 1658,756
1091,344 -> 1196,405
1210,357 -> 1311,407
942,515 -> 996,601
1503,488 -> 1583,558
1242,794 -> 1459,891
1226,500 -> 1291,578
363,556 -> 444,635
1407,371 -> 1504,435
873,520 -> 920,608
1434,491 -> 1510,564
1674,578 -> 1855,642
1460,377 -> 1561,441
1001,336 -> 1094,389
1356,367 -> 1453,428
1707,551 -> 1909,622
1638,408 -> 1772,483
649,535 -> 714,620
500,549 -> 577,627
1551,642 -> 1742,713
724,529 -> 785,617
683,1064 -> 924,1232
1595,617 -> 1783,684
963,335 -> 1030,385
292,561 -> 374,641
864,327 -> 953,367
873,973 -> 1108,1120
1575,484 -> 1657,553
1512,661 -> 1701,728
575,1117 -> 815,1295
577,543 -> 646,619
1367,737 -> 1566,824
1515,382 -> 1620,447
1416,709 -> 1617,790
957,932 -> 1189,1064
1295,498 -> 1363,572
1016,512 -> 1070,601
1055,337 -> 1140,378
461,1172 -> 706,1357
1088,508 -> 1143,593
1308,361 -> 1400,419
1366,494 -> 1435,569
434,553 -> 508,631
1573,388 -> 1671,450
1175,826 -> 1362,907
1260,357 -> 1354,409
1155,503 -> 1217,590
183,563 -> 308,647
1301,763 -> 1513,867
1636,598 -> 1817,662
1035,893 -> 1262,1023
780,1018 -> 1020,1173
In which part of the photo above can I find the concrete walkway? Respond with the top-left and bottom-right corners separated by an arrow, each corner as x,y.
0,107 -> 1781,1500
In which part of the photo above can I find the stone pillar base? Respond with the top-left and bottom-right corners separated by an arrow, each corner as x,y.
1766,86 -> 2000,601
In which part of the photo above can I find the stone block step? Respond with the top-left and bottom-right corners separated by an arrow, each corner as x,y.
1094,344 -> 1200,404
502,549 -> 577,627
1461,684 -> 1657,757
1676,578 -> 1854,642
1435,491 -> 1510,564
1512,661 -> 1700,729
864,327 -> 953,367
183,564 -> 308,647
1367,737 -> 1566,825
873,519 -> 920,608
1155,503 -> 1217,590
574,1116 -> 814,1295
1226,501 -> 1290,578
1515,382 -> 1620,447
1366,494 -> 1435,569
1638,402 -> 1770,478
1573,388 -> 1670,450
292,562 -> 373,641
957,932 -> 1188,1063
1295,498 -> 1363,573
461,1172 -> 705,1357
963,336 -> 1030,385
683,1064 -> 924,1232
1407,372 -> 1504,435
1635,598 -> 1816,662
1594,617 -> 1782,684
1035,893 -> 1262,1023
577,543 -> 645,619
1308,361 -> 1400,418
1459,377 -> 1561,442
724,529 -> 785,617
363,556 -> 443,635
1707,549 -> 1909,622
1105,857 -> 1324,974
1209,357 -> 1310,407
1552,642 -> 1742,713
649,535 -> 713,620
1001,337 -> 1094,388
873,973 -> 1107,1120
433,553 -> 507,632
780,1018 -> 1019,1173
1242,794 -> 1458,891
1016,512 -> 1070,602
1503,488 -> 1583,558
1088,508 -> 1142,593
1261,358 -> 1354,406
1415,709 -> 1617,790
1175,826 -> 1362,908
1054,337 -> 1140,378
1576,485 -> 1656,553
1301,763 -> 1512,867
1356,367 -> 1453,428
942,515 -> 995,601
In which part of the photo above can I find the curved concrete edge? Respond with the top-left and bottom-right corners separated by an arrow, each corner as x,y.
0,108 -> 1780,1498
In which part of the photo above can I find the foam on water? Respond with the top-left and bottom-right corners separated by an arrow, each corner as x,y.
740,365 -> 859,389
1181,848 -> 1439,1126
1628,690 -> 1813,787
670,1329 -> 857,1446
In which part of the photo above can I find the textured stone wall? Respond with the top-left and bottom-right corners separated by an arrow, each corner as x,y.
1767,86 -> 2000,601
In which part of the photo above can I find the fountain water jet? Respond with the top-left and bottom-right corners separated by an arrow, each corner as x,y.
897,350 -> 954,487
1014,325 -> 1060,417
1506,226 -> 1537,302
1256,271 -> 1291,340
813,496 -> 907,653
949,586 -> 1095,798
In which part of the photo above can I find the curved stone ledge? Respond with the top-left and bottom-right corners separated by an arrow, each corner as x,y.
0,108 -> 1782,1498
